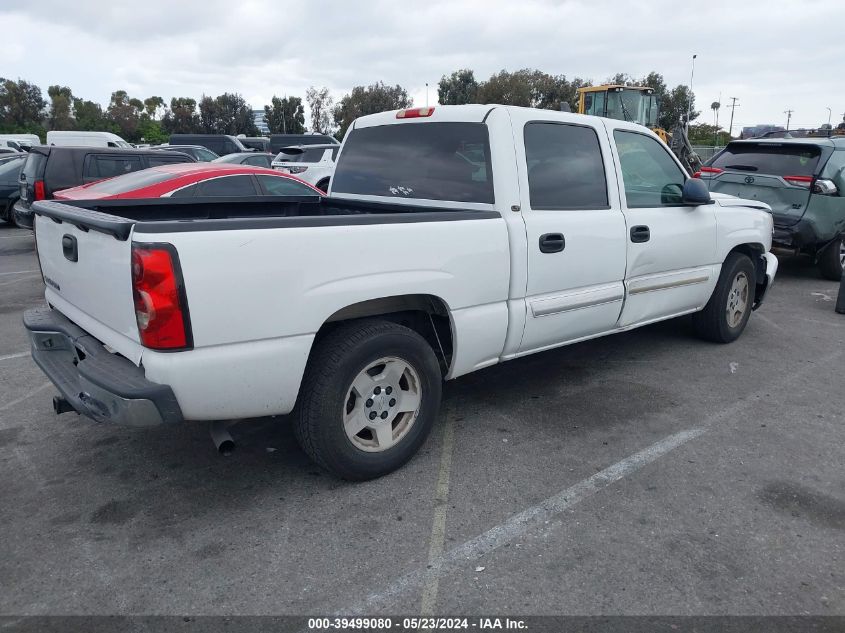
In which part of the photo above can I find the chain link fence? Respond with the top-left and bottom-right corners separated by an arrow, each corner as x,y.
692,146 -> 725,164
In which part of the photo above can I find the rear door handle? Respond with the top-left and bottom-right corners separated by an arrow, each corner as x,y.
62,234 -> 78,262
630,225 -> 650,243
539,233 -> 565,253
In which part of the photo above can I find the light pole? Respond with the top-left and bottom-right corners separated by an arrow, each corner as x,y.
827,107 -> 832,127
425,83 -> 429,108
727,97 -> 739,139
687,54 -> 697,129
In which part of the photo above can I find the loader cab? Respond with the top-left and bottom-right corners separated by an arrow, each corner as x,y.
579,85 -> 660,129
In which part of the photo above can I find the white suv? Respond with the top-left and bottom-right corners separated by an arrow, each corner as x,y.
271,144 -> 339,192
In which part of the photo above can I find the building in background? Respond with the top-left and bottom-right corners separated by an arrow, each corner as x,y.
253,109 -> 270,135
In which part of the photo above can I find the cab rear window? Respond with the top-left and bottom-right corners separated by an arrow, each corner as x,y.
710,144 -> 821,177
332,122 -> 494,204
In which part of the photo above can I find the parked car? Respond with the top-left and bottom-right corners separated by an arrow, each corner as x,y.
46,130 -> 132,148
53,162 -> 323,200
0,147 -> 21,155
697,137 -> 845,279
168,134 -> 251,156
272,144 -> 338,192
150,145 -> 220,162
0,154 -> 26,226
212,152 -> 274,168
238,137 -> 270,152
269,133 -> 337,155
24,105 -> 777,480
13,146 -> 194,229
0,133 -> 41,150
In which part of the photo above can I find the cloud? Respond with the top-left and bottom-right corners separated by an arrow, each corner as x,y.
2,0 -> 843,129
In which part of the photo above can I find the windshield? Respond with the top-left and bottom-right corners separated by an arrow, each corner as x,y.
710,144 -> 822,176
332,122 -> 494,204
606,90 -> 657,127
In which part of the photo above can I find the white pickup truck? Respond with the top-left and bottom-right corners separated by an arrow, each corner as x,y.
25,105 -> 778,479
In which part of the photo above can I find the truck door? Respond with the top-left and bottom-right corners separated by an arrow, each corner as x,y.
512,113 -> 627,354
607,124 -> 718,327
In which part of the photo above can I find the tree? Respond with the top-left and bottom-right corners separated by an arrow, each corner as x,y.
0,77 -> 46,134
333,82 -> 412,139
305,87 -> 333,134
476,69 -> 585,111
199,93 -> 259,135
438,69 -> 478,105
72,97 -> 112,132
143,96 -> 165,120
688,123 -> 731,145
107,90 -> 143,140
264,95 -> 306,134
161,97 -> 200,135
47,85 -> 74,130
658,84 -> 699,130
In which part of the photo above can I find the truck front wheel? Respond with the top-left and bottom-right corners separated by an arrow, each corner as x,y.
692,252 -> 755,343
294,319 -> 442,480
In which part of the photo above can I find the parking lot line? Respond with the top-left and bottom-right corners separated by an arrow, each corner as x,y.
0,351 -> 28,362
340,427 -> 705,616
0,274 -> 40,288
0,381 -> 51,413
420,406 -> 456,615
0,269 -> 39,276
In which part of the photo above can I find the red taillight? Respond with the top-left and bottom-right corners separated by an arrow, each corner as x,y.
34,180 -> 46,201
131,243 -> 192,350
783,175 -> 813,188
396,107 -> 435,119
693,167 -> 723,178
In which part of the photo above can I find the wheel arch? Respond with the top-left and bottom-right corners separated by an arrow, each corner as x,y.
316,294 -> 455,375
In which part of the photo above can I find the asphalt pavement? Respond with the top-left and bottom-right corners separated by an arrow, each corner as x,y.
1,221 -> 843,617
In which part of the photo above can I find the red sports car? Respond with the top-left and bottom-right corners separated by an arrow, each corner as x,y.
54,162 -> 323,200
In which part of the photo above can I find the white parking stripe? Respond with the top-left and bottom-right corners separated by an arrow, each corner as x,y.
0,351 -> 28,362
341,427 -> 705,616
0,382 -> 51,412
0,269 -> 38,276
420,406 -> 456,615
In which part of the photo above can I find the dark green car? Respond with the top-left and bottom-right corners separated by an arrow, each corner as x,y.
699,137 -> 845,279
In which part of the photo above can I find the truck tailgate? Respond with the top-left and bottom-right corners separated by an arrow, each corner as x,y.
34,211 -> 142,364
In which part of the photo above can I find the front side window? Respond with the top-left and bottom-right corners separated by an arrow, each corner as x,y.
614,130 -> 686,207
524,122 -> 608,210
195,175 -> 257,196
332,122 -> 494,204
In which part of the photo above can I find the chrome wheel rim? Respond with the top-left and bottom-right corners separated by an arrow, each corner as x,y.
839,240 -> 845,270
343,356 -> 422,453
726,272 -> 749,329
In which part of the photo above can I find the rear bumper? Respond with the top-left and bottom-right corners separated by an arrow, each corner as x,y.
13,201 -> 34,230
772,218 -> 823,251
23,307 -> 182,426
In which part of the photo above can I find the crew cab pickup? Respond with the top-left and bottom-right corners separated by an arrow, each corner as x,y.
24,105 -> 778,480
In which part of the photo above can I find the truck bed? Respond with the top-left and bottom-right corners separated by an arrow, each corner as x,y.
32,197 -> 498,240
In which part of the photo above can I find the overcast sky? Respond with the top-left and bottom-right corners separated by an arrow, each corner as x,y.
2,0 -> 843,133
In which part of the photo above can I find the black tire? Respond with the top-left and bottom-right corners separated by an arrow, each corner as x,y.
692,252 -> 756,343
817,235 -> 844,281
294,319 -> 442,480
316,178 -> 330,193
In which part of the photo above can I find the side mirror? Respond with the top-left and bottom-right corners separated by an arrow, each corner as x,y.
682,178 -> 713,205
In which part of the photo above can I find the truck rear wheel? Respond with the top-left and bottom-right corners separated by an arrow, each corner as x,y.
692,252 -> 755,344
294,319 -> 442,480
817,235 -> 844,281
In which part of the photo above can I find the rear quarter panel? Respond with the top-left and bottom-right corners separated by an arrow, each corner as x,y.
135,216 -> 511,419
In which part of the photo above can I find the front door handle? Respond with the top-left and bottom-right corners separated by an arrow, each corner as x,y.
630,225 -> 650,243
539,233 -> 565,253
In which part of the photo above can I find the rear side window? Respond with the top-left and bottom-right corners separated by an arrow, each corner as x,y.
170,184 -> 197,197
256,175 -> 318,196
710,144 -> 822,177
82,169 -> 176,195
244,155 -> 272,167
524,122 -> 608,210
196,148 -> 219,161
614,130 -> 686,207
84,155 -> 143,180
332,122 -> 494,204
195,175 -> 257,196
22,152 -> 47,181
147,156 -> 188,167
